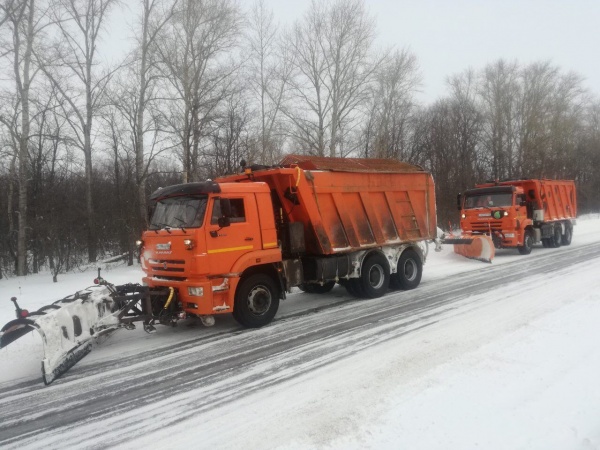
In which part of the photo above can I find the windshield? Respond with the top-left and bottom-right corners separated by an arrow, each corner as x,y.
464,193 -> 513,209
149,195 -> 208,229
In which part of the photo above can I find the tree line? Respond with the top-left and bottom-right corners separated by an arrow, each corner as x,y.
0,0 -> 598,279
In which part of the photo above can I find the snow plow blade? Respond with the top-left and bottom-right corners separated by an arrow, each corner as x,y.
1,282 -> 155,385
445,235 -> 495,263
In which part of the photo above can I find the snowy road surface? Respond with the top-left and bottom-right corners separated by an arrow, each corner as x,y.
0,216 -> 599,449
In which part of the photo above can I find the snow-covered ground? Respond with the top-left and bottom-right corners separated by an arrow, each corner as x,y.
1,215 -> 599,449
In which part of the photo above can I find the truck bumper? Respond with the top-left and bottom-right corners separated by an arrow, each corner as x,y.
142,276 -> 236,316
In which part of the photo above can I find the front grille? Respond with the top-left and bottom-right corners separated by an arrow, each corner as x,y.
149,259 -> 186,273
470,221 -> 502,232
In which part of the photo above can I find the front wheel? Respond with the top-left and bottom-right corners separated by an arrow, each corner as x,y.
390,249 -> 422,290
233,274 -> 280,328
518,230 -> 533,255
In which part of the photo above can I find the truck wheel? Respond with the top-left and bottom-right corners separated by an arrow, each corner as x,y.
518,231 -> 533,255
551,226 -> 562,248
359,253 -> 390,298
299,281 -> 336,294
233,274 -> 280,328
561,225 -> 573,246
390,249 -> 422,290
340,279 -> 363,298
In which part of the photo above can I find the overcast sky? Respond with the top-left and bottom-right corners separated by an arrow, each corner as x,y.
258,0 -> 600,103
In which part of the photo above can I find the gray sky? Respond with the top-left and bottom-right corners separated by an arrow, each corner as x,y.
260,0 -> 600,102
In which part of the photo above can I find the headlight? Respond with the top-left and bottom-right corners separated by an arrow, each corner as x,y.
461,213 -> 466,219
183,239 -> 195,249
188,287 -> 204,297
504,211 -> 508,216
136,240 -> 143,247
504,233 -> 515,238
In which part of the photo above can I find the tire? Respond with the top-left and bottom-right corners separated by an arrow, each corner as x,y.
518,230 -> 533,255
561,225 -> 573,246
551,225 -> 562,248
339,279 -> 361,297
299,281 -> 336,294
359,253 -> 390,298
391,249 -> 422,290
232,274 -> 280,328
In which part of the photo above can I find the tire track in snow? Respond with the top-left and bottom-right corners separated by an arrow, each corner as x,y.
1,242 -> 599,448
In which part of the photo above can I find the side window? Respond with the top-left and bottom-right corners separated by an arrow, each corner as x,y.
229,199 -> 246,223
211,198 -> 246,224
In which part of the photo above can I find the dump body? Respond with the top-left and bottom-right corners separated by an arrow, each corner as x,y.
458,178 -> 577,254
218,155 -> 437,257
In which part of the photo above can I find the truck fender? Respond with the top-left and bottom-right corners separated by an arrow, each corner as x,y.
379,245 -> 422,275
237,263 -> 285,300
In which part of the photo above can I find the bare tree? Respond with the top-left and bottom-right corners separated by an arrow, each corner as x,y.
40,0 -> 119,263
245,0 -> 290,164
0,0 -> 50,275
365,48 -> 420,160
130,0 -> 177,230
157,0 -> 242,182
284,0 -> 380,157
478,59 -> 520,179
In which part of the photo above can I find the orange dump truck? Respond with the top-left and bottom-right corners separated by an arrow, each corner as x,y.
456,179 -> 577,258
139,155 -> 437,328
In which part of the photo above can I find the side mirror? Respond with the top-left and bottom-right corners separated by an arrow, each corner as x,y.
456,193 -> 462,210
220,198 -> 232,218
218,217 -> 231,228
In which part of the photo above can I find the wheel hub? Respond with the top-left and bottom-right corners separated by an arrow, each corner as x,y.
368,264 -> 385,289
247,286 -> 271,315
403,259 -> 417,281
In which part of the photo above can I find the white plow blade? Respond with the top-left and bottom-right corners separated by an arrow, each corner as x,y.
33,287 -> 121,384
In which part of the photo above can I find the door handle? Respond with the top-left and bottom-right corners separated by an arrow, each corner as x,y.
245,237 -> 254,241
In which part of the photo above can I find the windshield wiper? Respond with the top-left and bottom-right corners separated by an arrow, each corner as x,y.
173,217 -> 187,233
150,223 -> 172,234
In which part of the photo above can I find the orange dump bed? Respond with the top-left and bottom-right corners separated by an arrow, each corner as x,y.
219,155 -> 437,256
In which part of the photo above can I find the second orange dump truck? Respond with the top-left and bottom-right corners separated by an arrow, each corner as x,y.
139,155 -> 437,328
454,179 -> 577,259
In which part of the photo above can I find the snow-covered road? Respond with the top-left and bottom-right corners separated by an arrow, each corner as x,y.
1,216 -> 599,449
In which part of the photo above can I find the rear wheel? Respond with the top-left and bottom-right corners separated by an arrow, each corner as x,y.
359,253 -> 390,298
551,225 -> 562,248
518,230 -> 533,255
561,225 -> 573,246
340,279 -> 362,298
233,274 -> 280,328
390,249 -> 422,290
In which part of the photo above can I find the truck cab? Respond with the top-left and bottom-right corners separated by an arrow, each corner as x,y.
139,181 -> 281,324
459,185 -> 529,249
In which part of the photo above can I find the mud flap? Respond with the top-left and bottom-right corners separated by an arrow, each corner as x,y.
448,235 -> 495,263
